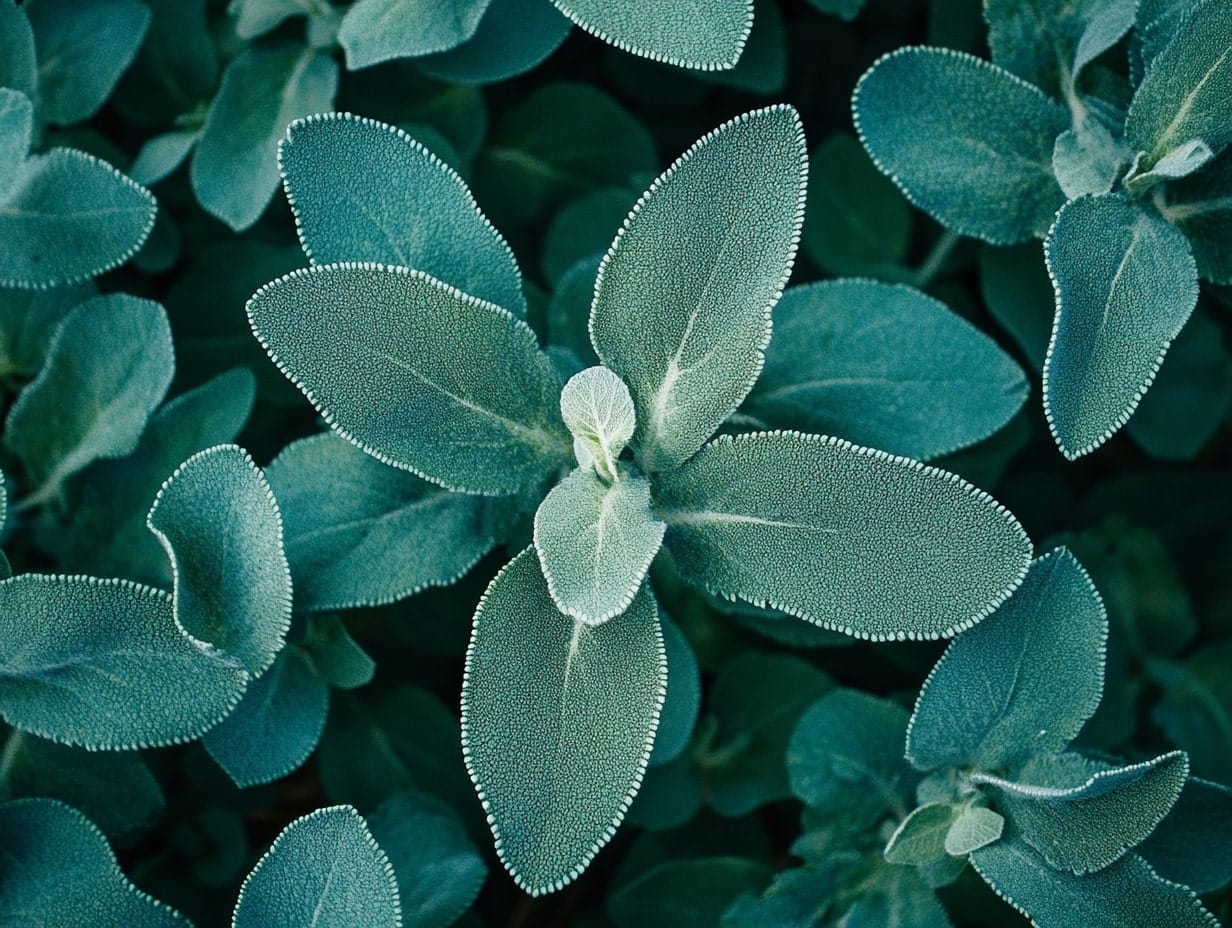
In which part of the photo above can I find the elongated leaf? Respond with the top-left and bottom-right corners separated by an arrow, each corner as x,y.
1042,193 -> 1198,459
339,0 -> 492,68
300,614 -> 375,690
1124,140 -> 1215,194
0,575 -> 247,749
907,549 -> 1105,771
279,112 -> 526,316
655,431 -> 1031,641
129,130 -> 199,187
249,263 -> 568,495
1138,777 -> 1232,893
853,48 -> 1068,243
0,799 -> 189,927
5,295 -> 173,503
461,549 -> 666,895
747,281 -> 1027,460
551,0 -> 752,70
233,805 -> 402,928
649,614 -> 700,766
590,106 -> 807,472
885,803 -> 956,865
191,45 -> 338,231
230,0 -> 307,39
1164,146 -> 1232,284
946,806 -> 1005,856
418,0 -> 572,85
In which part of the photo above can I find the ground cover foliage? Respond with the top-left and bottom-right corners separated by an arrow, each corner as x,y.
0,0 -> 1230,925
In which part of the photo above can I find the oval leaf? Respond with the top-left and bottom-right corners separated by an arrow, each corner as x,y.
339,0 -> 492,68
418,0 -> 572,85
560,365 -> 636,478
946,806 -> 1005,857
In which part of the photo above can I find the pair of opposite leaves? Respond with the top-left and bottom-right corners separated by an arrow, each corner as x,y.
246,103 -> 1034,893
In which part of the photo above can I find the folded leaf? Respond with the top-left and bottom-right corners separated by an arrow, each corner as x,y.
248,262 -> 569,495
0,799 -> 189,927
591,105 -> 806,471
1163,146 -> 1232,284
946,806 -> 1005,857
551,0 -> 753,70
279,112 -> 526,316
339,0 -> 492,68
656,431 -> 1031,640
1138,777 -> 1232,893
1042,193 -> 1199,459
1052,117 -> 1130,199
233,805 -> 402,928
461,549 -> 665,894
853,47 -> 1068,244
419,0 -> 572,85
1124,140 -> 1215,194
747,281 -> 1028,460
907,548 -> 1105,771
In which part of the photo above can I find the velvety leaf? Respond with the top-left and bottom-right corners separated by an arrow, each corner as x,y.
907,548 -> 1105,771
610,858 -> 770,928
1164,145 -> 1232,284
1124,140 -> 1214,194
230,0 -> 307,39
0,2 -> 36,99
0,799 -> 189,927
591,106 -> 807,471
885,803 -> 956,865
1138,777 -> 1232,893
0,575 -> 247,749
1052,117 -> 1129,199
853,47 -> 1068,243
656,431 -> 1031,641
5,295 -> 173,504
460,549 -> 666,895
248,263 -> 569,496
279,112 -> 526,316
695,0 -> 785,94
191,45 -> 338,231
147,444 -> 292,676
419,0 -> 572,85
299,614 -> 375,690
945,806 -> 1005,856
558,365 -> 637,478
548,255 -> 603,365
1042,193 -> 1199,459
649,614 -> 700,767
0,89 -> 33,195
746,281 -> 1028,460
0,279 -> 94,377
551,0 -> 753,70
266,432 -> 498,611
129,129 -> 199,186
339,0 -> 492,68
233,805 -> 402,928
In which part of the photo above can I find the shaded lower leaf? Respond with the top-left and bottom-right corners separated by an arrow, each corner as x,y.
609,857 -> 771,928
1138,777 -> 1232,893
299,614 -> 376,691
884,803 -> 956,865
339,0 -> 491,68
1164,146 -> 1232,284
0,278 -> 94,378
418,0 -> 572,85
648,614 -> 700,767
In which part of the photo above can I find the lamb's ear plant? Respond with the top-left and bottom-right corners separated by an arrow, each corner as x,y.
247,104 -> 1036,893
853,0 -> 1232,459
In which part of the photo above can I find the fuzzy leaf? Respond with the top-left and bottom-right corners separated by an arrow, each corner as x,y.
1124,140 -> 1215,194
907,548 -> 1105,771
279,112 -> 526,316
590,106 -> 806,472
461,549 -> 665,895
1163,146 -> 1232,284
656,431 -> 1031,641
559,365 -> 636,478
853,48 -> 1068,244
0,89 -> 33,196
1138,777 -> 1232,893
129,130 -> 199,187
0,799 -> 189,927
0,2 -> 36,99
249,263 -> 568,495
747,281 -> 1028,460
299,615 -> 375,691
267,433 -> 498,611
230,0 -> 307,39
339,0 -> 492,68
233,805 -> 402,928
418,0 -> 572,85
0,279 -> 94,377
191,45 -> 338,231
885,803 -> 957,866
1042,193 -> 1198,459
551,0 -> 752,70
5,295 -> 173,503
0,575 -> 247,749
1052,117 -> 1129,199
946,806 -> 1005,857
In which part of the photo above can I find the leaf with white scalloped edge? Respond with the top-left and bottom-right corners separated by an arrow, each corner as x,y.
0,575 -> 248,749
1052,116 -> 1130,200
418,0 -> 572,85
339,0 -> 492,68
853,47 -> 1068,244
1138,777 -> 1232,893
907,548 -> 1105,771
0,799 -> 189,927
1162,145 -> 1232,284
655,431 -> 1031,641
946,806 -> 1005,857
233,805 -> 402,928
1043,193 -> 1198,459
590,106 -> 806,472
279,112 -> 526,316
559,365 -> 636,479
147,444 -> 292,677
551,0 -> 752,70
461,549 -> 665,895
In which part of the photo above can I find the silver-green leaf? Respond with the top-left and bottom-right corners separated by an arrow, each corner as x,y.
559,365 -> 637,479
338,0 -> 492,68
946,806 -> 1005,857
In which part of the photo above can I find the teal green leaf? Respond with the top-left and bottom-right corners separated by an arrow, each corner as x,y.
339,0 -> 492,68
971,833 -> 1218,928
698,0 -> 785,94
906,548 -> 1105,771
551,0 -> 753,70
119,0 -> 216,125
191,45 -> 338,231
853,47 -> 1068,243
746,281 -> 1028,460
1042,193 -> 1199,459
610,858 -> 771,928
649,614 -> 700,766
885,803 -> 957,866
266,433 -> 498,611
279,112 -> 526,316
1138,777 -> 1232,893
1163,146 -> 1232,284
0,799 -> 189,927
548,256 -> 603,365
418,0 -> 572,85
1153,641 -> 1232,784
248,263 -> 568,495
202,645 -> 329,788
1125,0 -> 1232,166
230,0 -> 309,39
1124,140 -> 1214,194
0,575 -> 247,749
0,2 -> 36,98
838,866 -> 955,928
590,106 -> 807,472
461,549 -> 666,895
534,469 -> 665,624
299,614 -> 375,690
0,279 -> 94,377
1052,117 -> 1130,199
129,130 -> 199,187
26,0 -> 151,124
233,805 -> 402,928
0,89 -> 33,195
979,242 -> 1054,368
559,365 -> 636,479
976,752 -> 1189,874
367,791 -> 488,928
542,188 -> 635,289
806,0 -> 867,19
946,806 -> 1005,856
5,295 -> 173,505
656,431 -> 1031,641
147,444 -> 292,676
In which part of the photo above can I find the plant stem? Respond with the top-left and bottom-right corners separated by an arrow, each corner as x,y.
912,229 -> 961,289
